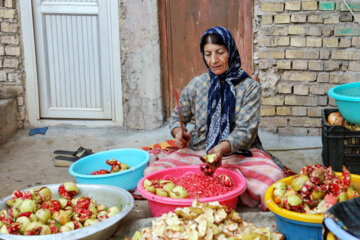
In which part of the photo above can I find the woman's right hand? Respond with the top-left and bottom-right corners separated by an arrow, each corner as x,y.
172,127 -> 191,149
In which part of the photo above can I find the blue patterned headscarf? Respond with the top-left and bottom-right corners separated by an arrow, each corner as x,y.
200,26 -> 250,152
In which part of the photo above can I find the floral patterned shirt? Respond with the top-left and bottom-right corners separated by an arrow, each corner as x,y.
169,72 -> 261,152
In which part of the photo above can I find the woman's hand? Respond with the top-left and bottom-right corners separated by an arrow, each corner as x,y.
208,141 -> 231,167
172,127 -> 192,149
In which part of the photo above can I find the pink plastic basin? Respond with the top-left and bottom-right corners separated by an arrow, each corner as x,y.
137,165 -> 247,217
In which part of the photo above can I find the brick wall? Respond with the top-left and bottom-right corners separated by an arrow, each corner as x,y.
0,0 -> 24,128
254,0 -> 360,136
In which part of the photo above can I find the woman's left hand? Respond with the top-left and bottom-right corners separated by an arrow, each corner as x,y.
208,141 -> 231,167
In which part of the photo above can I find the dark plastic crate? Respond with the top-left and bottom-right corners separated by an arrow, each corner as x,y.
322,108 -> 360,174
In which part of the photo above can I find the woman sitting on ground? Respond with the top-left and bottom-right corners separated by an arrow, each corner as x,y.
144,26 -> 285,210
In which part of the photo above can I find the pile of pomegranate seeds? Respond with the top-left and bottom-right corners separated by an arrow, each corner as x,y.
167,173 -> 234,198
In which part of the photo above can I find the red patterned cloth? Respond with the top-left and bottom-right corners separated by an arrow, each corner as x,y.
141,139 -> 177,151
143,147 -> 285,211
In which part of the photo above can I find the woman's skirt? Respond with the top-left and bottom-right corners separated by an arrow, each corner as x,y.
143,148 -> 285,211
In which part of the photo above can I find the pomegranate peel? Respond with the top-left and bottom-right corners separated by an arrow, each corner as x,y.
216,174 -> 233,187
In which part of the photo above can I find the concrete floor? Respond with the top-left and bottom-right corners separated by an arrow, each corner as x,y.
0,124 -> 323,239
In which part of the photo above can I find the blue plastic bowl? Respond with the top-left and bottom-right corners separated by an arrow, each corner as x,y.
324,218 -> 360,240
274,214 -> 322,240
328,82 -> 360,125
69,148 -> 150,190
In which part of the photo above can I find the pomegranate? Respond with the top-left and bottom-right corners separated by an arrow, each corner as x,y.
58,182 -> 79,199
0,182 -> 123,236
327,111 -> 344,125
91,159 -> 130,175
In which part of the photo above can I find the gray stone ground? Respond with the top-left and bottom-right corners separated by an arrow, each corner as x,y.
0,125 -> 322,239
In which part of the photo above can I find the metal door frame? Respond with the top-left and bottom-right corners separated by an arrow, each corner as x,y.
19,0 -> 123,127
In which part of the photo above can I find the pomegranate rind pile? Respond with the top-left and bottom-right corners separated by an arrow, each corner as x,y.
128,199 -> 284,240
273,164 -> 359,214
0,182 -> 121,235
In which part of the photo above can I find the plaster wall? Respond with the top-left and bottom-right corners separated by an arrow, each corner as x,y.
0,98 -> 18,145
119,0 -> 163,130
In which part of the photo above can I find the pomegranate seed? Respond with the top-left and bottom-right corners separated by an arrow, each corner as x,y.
165,173 -> 234,198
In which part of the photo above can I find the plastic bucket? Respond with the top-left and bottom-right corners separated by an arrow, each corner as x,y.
275,213 -> 322,240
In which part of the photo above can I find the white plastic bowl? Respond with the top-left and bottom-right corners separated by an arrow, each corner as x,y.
0,183 -> 134,240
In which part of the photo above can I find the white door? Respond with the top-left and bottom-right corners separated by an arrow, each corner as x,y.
32,0 -> 120,120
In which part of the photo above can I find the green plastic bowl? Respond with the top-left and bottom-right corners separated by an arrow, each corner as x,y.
328,82 -> 360,125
